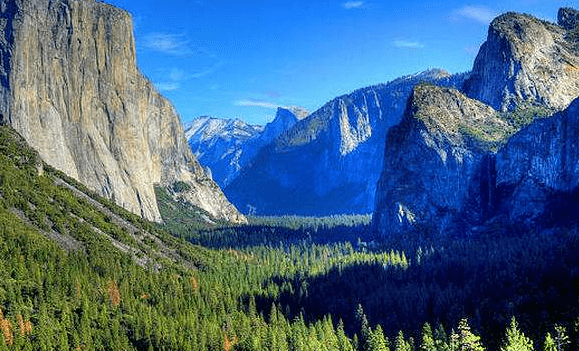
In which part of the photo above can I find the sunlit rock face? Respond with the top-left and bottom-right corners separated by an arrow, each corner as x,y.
225,69 -> 467,215
463,9 -> 579,112
0,0 -> 244,223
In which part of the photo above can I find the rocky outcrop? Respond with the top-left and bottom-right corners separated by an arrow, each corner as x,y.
373,8 -> 579,237
186,106 -> 307,188
0,0 -> 244,223
463,10 -> 579,112
496,97 -> 579,226
225,69 -> 467,215
373,85 -> 510,237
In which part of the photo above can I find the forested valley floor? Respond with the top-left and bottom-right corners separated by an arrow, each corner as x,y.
0,124 -> 578,351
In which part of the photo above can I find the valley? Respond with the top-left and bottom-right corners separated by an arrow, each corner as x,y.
0,0 -> 578,350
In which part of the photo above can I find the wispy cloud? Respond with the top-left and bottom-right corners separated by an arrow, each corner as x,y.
156,82 -> 180,92
454,5 -> 496,24
143,33 -> 192,56
235,99 -> 287,109
190,60 -> 225,79
343,1 -> 364,9
393,40 -> 425,49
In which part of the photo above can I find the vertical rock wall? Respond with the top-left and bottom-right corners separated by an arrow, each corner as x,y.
0,0 -> 244,223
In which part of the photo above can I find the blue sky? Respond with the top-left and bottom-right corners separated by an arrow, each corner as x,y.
106,0 -> 577,125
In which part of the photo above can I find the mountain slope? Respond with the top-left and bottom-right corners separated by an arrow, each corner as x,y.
226,69 -> 467,215
186,107 -> 308,188
0,0 -> 243,223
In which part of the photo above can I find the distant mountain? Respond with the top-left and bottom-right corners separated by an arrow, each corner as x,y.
186,106 -> 308,187
373,8 -> 579,237
225,69 -> 468,215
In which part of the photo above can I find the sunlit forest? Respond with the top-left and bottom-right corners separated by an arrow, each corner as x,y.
1,124 -> 578,350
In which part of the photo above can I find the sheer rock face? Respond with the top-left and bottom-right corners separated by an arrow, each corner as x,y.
463,11 -> 579,112
0,0 -> 244,223
373,8 -> 579,237
496,98 -> 579,225
373,85 -> 510,237
225,70 -> 467,215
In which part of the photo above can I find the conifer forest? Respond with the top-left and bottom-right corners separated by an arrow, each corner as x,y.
1,124 -> 578,351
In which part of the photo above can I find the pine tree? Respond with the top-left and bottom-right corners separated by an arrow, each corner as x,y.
368,325 -> 390,351
337,320 -> 354,351
395,331 -> 412,351
553,325 -> 569,351
421,323 -> 436,351
458,319 -> 484,351
435,324 -> 451,351
543,333 -> 556,351
501,318 -> 533,351
356,304 -> 371,351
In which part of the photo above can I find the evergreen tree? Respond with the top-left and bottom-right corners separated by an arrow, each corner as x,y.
337,320 -> 354,351
553,325 -> 569,351
543,333 -> 556,351
421,323 -> 436,351
458,319 -> 485,351
368,325 -> 390,351
501,318 -> 533,351
356,304 -> 371,351
395,331 -> 412,351
435,324 -> 451,351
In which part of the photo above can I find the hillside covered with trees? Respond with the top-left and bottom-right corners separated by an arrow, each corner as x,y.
1,124 -> 579,351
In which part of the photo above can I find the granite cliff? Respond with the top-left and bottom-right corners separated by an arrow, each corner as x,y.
225,70 -> 467,215
496,98 -> 579,226
373,85 -> 511,237
373,8 -> 579,237
463,8 -> 579,112
0,0 -> 244,223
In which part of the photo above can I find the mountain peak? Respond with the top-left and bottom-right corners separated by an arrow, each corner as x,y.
463,8 -> 579,112
278,106 -> 310,120
558,7 -> 579,30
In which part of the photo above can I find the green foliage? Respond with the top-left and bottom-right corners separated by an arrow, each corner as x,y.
543,332 -> 556,351
1,125 -> 579,351
458,319 -> 485,351
501,318 -> 533,351
501,103 -> 553,130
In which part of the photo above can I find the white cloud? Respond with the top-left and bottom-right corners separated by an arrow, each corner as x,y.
143,33 -> 192,56
235,99 -> 283,109
343,1 -> 364,9
454,5 -> 496,24
393,40 -> 425,49
156,82 -> 180,92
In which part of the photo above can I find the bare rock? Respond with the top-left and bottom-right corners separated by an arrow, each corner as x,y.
463,11 -> 579,112
373,85 -> 510,237
0,0 -> 244,223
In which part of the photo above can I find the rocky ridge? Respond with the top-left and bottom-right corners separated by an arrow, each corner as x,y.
0,0 -> 244,223
373,8 -> 579,237
225,69 -> 468,215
